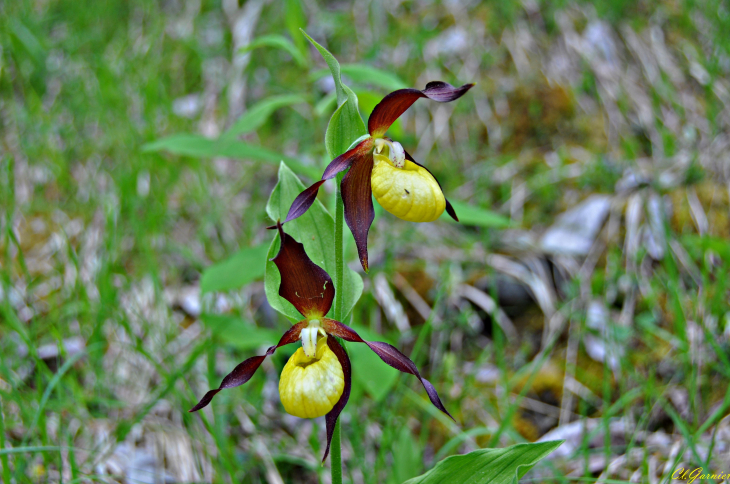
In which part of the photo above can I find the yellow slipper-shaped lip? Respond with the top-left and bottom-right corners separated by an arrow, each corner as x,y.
279,336 -> 344,419
371,154 -> 446,222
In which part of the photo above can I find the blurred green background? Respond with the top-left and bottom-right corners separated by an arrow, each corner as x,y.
2,0 -> 730,482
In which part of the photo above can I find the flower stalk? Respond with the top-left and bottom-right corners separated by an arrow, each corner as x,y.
331,171 -> 345,484
330,419 -> 343,484
334,171 -> 346,322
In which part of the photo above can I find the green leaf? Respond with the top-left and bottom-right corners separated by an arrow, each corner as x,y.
324,98 -> 367,162
141,133 -> 320,179
301,30 -> 367,158
284,0 -> 308,59
301,30 -> 346,105
442,200 -> 512,228
9,20 -> 46,66
200,244 -> 269,294
323,86 -> 366,160
392,427 -> 423,484
347,325 -> 398,402
200,314 -> 281,350
238,34 -> 307,67
264,162 -> 363,322
222,94 -> 308,139
403,441 -> 564,484
341,64 -> 407,91
312,63 -> 408,91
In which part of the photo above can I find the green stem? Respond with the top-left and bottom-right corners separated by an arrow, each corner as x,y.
334,172 -> 345,322
330,419 -> 343,484
331,171 -> 345,484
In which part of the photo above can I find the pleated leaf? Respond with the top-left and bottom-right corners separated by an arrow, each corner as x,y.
200,244 -> 269,294
238,34 -> 307,67
441,200 -> 512,228
222,94 -> 308,139
142,133 -> 319,179
403,441 -> 564,484
300,30 -> 367,159
265,162 -> 363,322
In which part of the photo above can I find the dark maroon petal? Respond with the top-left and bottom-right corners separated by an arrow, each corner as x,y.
341,154 -> 375,272
421,378 -> 450,418
368,82 -> 474,137
368,89 -> 423,138
365,341 -> 453,420
444,199 -> 459,222
322,335 -> 351,463
322,318 -> 362,341
405,150 -> 458,222
271,222 -> 335,319
422,81 -> 475,102
189,322 -> 305,412
322,319 -> 454,420
284,180 -> 326,223
322,138 -> 373,180
277,139 -> 374,227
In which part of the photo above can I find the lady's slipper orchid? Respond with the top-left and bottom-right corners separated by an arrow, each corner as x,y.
190,223 -> 452,461
280,81 -> 473,271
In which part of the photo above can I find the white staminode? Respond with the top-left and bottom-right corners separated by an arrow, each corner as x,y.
301,319 -> 326,357
374,138 -> 406,168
